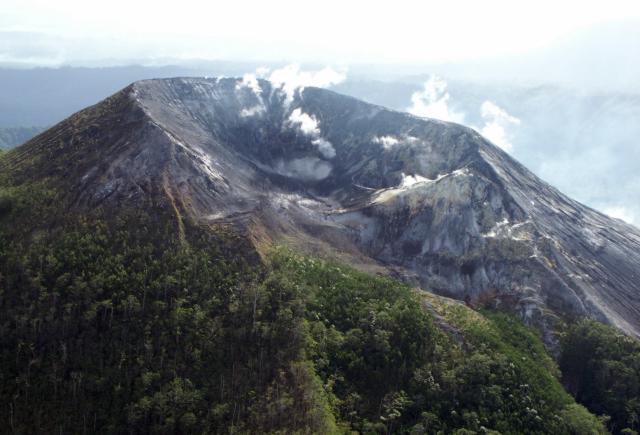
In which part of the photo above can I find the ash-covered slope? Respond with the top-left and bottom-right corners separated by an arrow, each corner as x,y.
5,76 -> 640,338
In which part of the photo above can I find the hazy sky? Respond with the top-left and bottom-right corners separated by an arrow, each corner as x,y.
2,0 -> 640,226
3,0 -> 640,65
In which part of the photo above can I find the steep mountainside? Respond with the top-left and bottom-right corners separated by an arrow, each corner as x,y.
3,76 -> 639,433
3,77 -> 640,342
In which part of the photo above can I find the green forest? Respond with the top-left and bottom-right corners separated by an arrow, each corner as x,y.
0,176 -> 639,433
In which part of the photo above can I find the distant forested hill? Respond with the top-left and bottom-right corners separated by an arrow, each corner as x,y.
0,126 -> 43,149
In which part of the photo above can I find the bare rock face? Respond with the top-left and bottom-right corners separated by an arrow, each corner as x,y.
7,77 -> 640,342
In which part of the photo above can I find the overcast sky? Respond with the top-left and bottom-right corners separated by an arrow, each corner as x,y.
2,0 -> 640,66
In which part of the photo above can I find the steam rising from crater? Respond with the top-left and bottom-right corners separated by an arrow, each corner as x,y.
235,73 -> 262,96
268,63 -> 346,105
287,108 -> 336,158
288,108 -> 321,136
236,72 -> 266,117
275,157 -> 332,181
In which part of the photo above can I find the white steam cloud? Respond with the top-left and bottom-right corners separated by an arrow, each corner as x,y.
235,72 -> 262,95
408,76 -> 521,153
479,100 -> 521,152
236,70 -> 268,117
311,138 -> 336,160
287,108 -> 336,159
275,157 -> 333,181
269,63 -> 347,104
288,108 -> 321,136
255,66 -> 271,78
407,76 -> 465,123
237,65 -> 343,159
238,63 -> 346,105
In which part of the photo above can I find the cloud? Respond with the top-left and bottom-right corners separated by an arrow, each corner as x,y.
311,138 -> 336,159
235,72 -> 262,95
478,100 -> 521,152
269,63 -> 346,104
275,157 -> 333,181
236,65 -> 342,158
236,69 -> 270,117
604,206 -> 636,225
0,31 -> 67,66
407,76 -> 465,123
287,108 -> 336,158
288,108 -> 321,136
255,66 -> 270,78
407,77 -> 521,153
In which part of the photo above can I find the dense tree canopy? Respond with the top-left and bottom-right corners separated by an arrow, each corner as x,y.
0,181 -> 608,434
560,320 -> 640,434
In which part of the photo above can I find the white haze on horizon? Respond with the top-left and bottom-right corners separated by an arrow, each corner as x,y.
2,1 -> 639,84
2,0 -> 639,225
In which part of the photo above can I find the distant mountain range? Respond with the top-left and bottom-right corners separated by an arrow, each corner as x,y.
0,126 -> 44,149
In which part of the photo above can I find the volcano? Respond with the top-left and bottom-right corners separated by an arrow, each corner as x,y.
4,76 -> 640,340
